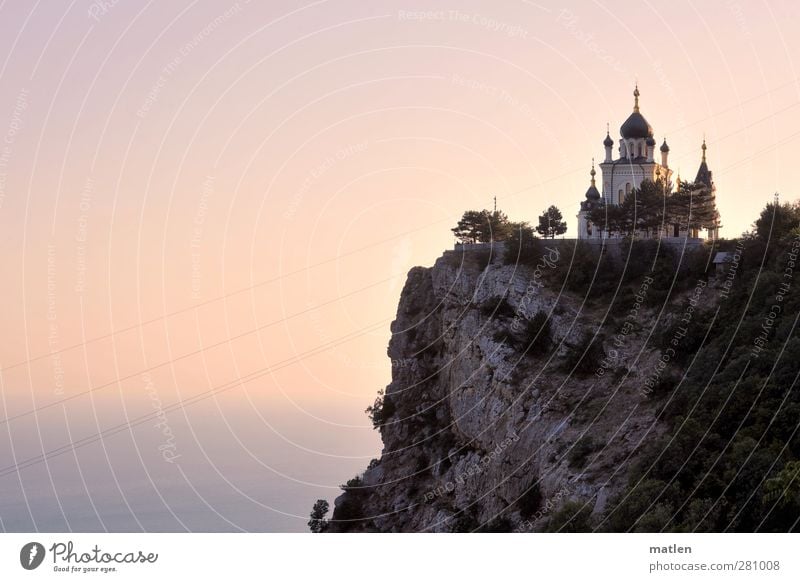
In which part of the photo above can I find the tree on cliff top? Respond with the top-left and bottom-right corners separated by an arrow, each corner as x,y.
452,209 -> 512,243
752,199 -> 800,242
535,205 -> 567,238
587,178 -> 718,237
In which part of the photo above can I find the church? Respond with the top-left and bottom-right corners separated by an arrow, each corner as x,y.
577,86 -> 718,241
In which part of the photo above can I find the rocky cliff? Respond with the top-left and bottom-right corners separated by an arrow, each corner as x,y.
328,244 -> 702,532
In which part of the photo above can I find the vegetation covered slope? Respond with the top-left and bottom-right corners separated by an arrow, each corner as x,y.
312,200 -> 800,533
606,202 -> 800,532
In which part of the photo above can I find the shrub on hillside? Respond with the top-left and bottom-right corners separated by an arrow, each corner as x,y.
561,334 -> 605,376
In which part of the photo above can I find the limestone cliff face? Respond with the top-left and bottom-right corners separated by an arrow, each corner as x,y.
329,247 -> 670,532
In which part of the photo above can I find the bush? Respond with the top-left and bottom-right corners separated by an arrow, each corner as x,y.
562,334 -> 605,376
533,241 -> 622,297
332,496 -> 365,523
504,223 -> 542,267
544,501 -> 593,532
365,389 -> 395,430
517,311 -> 552,356
568,435 -> 600,468
516,484 -> 543,520
479,295 -> 516,319
341,474 -> 363,490
478,515 -> 514,532
451,509 -> 481,533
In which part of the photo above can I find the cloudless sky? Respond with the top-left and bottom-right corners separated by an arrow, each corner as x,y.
0,0 -> 798,531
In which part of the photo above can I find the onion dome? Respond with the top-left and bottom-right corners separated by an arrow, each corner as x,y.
603,124 -> 614,147
584,159 -> 601,200
646,136 -> 656,146
620,85 -> 654,138
660,138 -> 670,152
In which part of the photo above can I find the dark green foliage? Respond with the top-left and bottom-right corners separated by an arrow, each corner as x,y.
452,209 -> 513,243
587,179 -> 719,237
752,201 -> 800,242
536,205 -> 567,238
668,181 -> 720,234
516,484 -> 543,520
504,222 -> 541,267
433,200 -> 800,532
308,499 -> 329,533
450,507 -> 515,532
518,311 -> 552,356
365,389 -> 395,430
561,334 -> 605,376
568,435 -> 601,468
332,496 -> 365,523
646,372 -> 681,400
494,311 -> 553,357
451,509 -> 481,532
341,474 -> 363,490
330,473 -> 370,531
606,202 -> 800,532
544,501 -> 593,532
479,295 -> 516,319
556,242 -> 621,297
479,515 -> 514,532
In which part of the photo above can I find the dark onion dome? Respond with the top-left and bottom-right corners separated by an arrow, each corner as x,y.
620,111 -> 654,138
620,85 -> 654,138
646,136 -> 656,146
585,161 -> 601,200
660,138 -> 670,152
603,129 -> 614,147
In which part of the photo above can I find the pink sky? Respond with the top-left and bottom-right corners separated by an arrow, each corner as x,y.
0,0 -> 798,531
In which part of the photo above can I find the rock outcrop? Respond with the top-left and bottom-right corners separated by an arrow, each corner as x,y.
329,246 -> 673,532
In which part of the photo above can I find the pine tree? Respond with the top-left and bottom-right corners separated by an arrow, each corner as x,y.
451,209 -> 512,243
667,180 -> 720,235
587,178 -> 720,238
308,499 -> 329,533
536,205 -> 567,238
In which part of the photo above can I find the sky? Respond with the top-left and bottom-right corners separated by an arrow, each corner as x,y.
0,0 -> 798,532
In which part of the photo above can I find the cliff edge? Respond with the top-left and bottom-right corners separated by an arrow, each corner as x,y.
327,243 -> 695,532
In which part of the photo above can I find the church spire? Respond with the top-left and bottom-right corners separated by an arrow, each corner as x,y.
695,138 -> 713,187
583,159 -> 601,202
633,84 -> 640,113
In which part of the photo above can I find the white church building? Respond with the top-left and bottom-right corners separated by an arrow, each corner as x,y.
577,86 -> 717,241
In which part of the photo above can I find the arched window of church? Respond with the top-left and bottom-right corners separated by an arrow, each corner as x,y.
625,182 -> 632,195
618,189 -> 624,203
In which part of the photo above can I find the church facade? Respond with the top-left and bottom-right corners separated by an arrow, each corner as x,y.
577,86 -> 718,241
